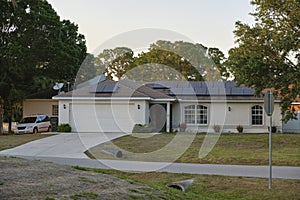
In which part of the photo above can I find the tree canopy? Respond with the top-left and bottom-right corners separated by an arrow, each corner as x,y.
226,0 -> 300,121
94,40 -> 227,81
95,47 -> 134,80
0,0 -> 87,132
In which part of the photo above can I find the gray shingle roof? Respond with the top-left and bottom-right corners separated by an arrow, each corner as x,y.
55,80 -> 174,100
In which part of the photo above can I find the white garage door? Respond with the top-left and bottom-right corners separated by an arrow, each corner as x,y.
70,103 -> 135,133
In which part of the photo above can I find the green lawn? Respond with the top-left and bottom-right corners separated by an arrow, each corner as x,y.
86,133 -> 300,166
74,166 -> 300,200
0,133 -> 54,151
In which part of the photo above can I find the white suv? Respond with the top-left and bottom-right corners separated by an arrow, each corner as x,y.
16,115 -> 51,134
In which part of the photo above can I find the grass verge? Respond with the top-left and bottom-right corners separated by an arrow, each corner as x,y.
86,133 -> 300,166
73,166 -> 300,200
0,133 -> 54,151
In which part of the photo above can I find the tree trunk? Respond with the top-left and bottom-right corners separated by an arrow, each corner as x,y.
8,116 -> 12,134
0,105 -> 3,134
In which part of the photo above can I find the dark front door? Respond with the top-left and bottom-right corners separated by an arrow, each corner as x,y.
149,104 -> 167,132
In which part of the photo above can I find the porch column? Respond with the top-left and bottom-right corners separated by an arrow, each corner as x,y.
166,102 -> 170,132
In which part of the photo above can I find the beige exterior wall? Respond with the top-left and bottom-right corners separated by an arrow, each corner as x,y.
23,99 -> 58,117
173,101 -> 282,133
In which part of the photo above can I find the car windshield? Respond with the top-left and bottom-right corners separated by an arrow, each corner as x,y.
19,117 -> 36,124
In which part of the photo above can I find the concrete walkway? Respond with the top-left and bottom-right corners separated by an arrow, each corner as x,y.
0,133 -> 299,180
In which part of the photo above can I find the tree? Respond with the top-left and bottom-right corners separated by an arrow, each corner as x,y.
226,0 -> 300,121
0,0 -> 87,133
76,53 -> 97,84
95,47 -> 134,80
126,40 -> 226,81
208,48 -> 230,79
129,48 -> 202,81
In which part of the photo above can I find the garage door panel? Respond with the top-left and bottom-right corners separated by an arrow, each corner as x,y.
70,104 -> 134,133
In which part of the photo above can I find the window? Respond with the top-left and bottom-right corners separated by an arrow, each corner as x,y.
184,105 -> 195,124
184,105 -> 208,125
252,105 -> 263,125
197,105 -> 208,125
52,105 -> 58,116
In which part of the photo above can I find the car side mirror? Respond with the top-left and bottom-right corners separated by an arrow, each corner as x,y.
36,120 -> 41,123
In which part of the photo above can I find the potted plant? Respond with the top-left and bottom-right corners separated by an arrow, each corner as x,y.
236,125 -> 243,133
213,124 -> 221,133
268,126 -> 277,133
179,123 -> 186,132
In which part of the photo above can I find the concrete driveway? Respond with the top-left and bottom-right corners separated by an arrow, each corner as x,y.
0,132 -> 126,158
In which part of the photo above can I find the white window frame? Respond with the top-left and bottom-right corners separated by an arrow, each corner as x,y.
251,105 -> 263,126
184,104 -> 208,125
52,105 -> 59,116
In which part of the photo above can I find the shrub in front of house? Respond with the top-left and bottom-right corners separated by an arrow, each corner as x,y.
57,124 -> 72,132
132,124 -> 153,133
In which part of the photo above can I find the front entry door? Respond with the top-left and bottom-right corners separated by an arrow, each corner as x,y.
149,104 -> 167,132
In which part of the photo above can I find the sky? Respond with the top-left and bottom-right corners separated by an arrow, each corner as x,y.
47,0 -> 255,55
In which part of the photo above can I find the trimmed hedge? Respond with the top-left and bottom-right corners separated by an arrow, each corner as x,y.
57,124 -> 72,132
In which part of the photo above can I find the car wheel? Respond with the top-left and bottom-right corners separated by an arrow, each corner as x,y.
33,127 -> 38,134
47,126 -> 51,132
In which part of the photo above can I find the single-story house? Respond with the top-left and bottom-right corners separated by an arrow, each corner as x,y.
23,99 -> 58,118
53,78 -> 282,133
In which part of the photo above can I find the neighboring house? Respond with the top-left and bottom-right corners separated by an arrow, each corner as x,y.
291,99 -> 300,113
283,112 -> 300,133
23,99 -> 58,117
282,97 -> 300,133
53,78 -> 282,133
23,89 -> 59,118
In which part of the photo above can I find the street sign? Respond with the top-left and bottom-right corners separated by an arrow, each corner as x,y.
264,91 -> 274,116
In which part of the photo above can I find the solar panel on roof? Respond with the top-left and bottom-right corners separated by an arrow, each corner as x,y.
176,82 -> 190,88
225,88 -> 231,95
153,81 -> 254,96
169,88 -> 182,95
93,84 -> 105,92
152,83 -> 169,89
103,84 -> 117,92
225,82 -> 236,88
181,88 -> 196,95
191,82 -> 203,88
207,88 -> 219,95
231,88 -> 244,95
93,83 -> 117,93
194,87 -> 207,95
243,88 -> 255,95
205,82 -> 215,88
213,82 -> 225,88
